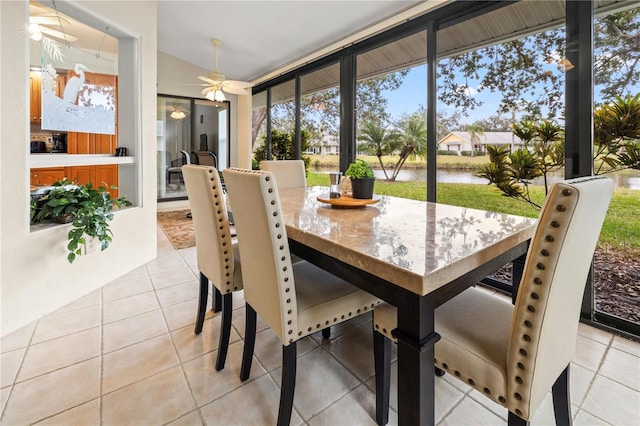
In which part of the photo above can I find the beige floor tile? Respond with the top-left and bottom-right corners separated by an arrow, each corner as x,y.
178,247 -> 198,267
527,392 -> 578,425
324,323 -> 375,381
1,322 -> 36,353
35,398 -> 100,425
573,334 -> 608,372
50,289 -> 101,316
599,347 -> 640,391
103,291 -> 159,324
156,280 -> 199,307
102,334 -> 180,394
31,305 -> 101,345
1,357 -> 100,425
582,374 -> 640,425
170,315 -> 241,363
251,328 -> 318,373
231,305 -> 270,338
17,328 -> 100,382
270,347 -> 361,420
439,396 -> 504,425
145,252 -> 189,276
308,384 -> 381,425
199,374 -> 303,426
310,312 -> 373,345
167,409 -> 204,426
1,347 -> 26,388
163,298 -> 201,331
150,267 -> 198,290
102,366 -> 196,425
574,409 -> 611,425
570,362 -> 597,406
577,323 -> 614,345
611,335 -> 640,357
103,309 -> 168,353
103,275 -> 154,302
158,237 -> 176,252
182,340 -> 266,407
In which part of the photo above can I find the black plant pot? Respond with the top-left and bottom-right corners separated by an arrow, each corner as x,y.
350,178 -> 375,199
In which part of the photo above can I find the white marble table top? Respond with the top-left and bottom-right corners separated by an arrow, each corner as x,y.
279,186 -> 537,296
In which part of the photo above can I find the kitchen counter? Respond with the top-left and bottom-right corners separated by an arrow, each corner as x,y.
30,154 -> 135,167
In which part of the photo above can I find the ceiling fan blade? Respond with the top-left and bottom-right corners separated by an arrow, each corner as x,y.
30,15 -> 71,26
201,87 -> 215,95
223,80 -> 253,89
222,86 -> 251,96
198,75 -> 222,85
39,26 -> 78,42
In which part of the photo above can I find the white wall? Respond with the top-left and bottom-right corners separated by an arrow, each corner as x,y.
0,1 -> 158,337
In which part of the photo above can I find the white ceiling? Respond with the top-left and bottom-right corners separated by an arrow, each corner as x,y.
157,1 -> 425,84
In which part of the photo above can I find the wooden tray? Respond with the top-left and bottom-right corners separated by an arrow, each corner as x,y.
316,193 -> 380,209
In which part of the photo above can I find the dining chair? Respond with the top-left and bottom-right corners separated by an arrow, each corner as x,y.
167,149 -> 191,183
372,176 -> 614,426
182,165 -> 243,371
260,159 -> 307,188
223,168 -> 381,426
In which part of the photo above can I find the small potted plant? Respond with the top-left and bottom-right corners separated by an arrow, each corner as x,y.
32,178 -> 132,263
345,158 -> 376,199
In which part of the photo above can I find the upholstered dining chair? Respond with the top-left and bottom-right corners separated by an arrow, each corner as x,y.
223,168 -> 380,426
167,149 -> 191,183
372,176 -> 614,426
182,165 -> 242,371
260,159 -> 307,188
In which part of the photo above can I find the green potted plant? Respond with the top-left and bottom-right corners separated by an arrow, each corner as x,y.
345,158 -> 376,199
32,178 -> 132,263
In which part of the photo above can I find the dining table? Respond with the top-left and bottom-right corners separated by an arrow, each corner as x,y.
278,186 -> 537,425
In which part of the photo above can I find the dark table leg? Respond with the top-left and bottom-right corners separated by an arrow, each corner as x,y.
393,295 -> 440,425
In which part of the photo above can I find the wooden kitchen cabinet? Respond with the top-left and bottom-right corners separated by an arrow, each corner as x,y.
30,71 -> 42,124
30,167 -> 65,185
94,164 -> 119,198
64,165 -> 95,186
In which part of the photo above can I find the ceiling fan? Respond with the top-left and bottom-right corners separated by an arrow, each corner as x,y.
198,38 -> 252,101
166,105 -> 189,120
29,15 -> 78,43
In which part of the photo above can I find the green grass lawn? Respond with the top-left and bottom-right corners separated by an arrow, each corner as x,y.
307,172 -> 640,254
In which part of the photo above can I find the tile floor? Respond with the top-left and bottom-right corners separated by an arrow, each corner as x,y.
1,225 -> 639,425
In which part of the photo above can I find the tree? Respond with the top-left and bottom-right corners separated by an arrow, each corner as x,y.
438,8 -> 640,119
465,123 -> 484,155
594,94 -> 640,173
470,114 -> 513,132
357,121 -> 401,180
253,129 -> 312,171
387,113 -> 427,181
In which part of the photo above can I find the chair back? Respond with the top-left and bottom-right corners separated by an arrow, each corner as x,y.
508,176 -> 614,419
223,168 -> 298,344
260,160 -> 306,188
180,149 -> 192,165
182,165 -> 237,293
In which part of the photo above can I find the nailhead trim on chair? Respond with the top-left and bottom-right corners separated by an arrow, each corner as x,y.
507,184 -> 579,420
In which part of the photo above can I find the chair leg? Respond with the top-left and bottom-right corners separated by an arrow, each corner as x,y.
507,411 -> 529,426
215,293 -> 233,371
322,327 -> 331,339
374,330 -> 391,426
278,342 -> 297,426
240,303 -> 257,381
194,273 -> 209,334
552,365 -> 572,426
435,367 -> 445,377
212,286 -> 222,313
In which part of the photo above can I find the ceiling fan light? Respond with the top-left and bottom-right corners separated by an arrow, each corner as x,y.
214,90 -> 226,102
170,110 -> 186,119
29,23 -> 43,41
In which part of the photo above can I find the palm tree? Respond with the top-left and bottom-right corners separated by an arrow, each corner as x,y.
390,114 -> 427,181
511,120 -> 536,149
357,121 -> 400,180
466,124 -> 484,156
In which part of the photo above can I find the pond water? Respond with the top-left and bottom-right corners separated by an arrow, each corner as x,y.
313,166 -> 640,190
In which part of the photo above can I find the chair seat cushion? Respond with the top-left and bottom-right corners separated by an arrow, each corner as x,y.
374,287 -> 513,406
293,261 -> 379,339
435,287 -> 513,405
